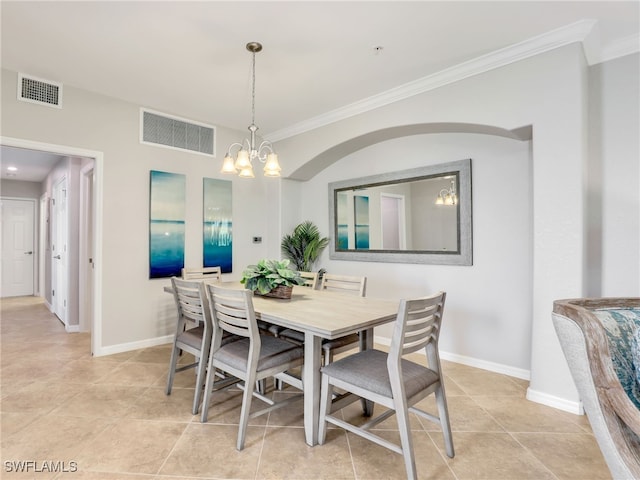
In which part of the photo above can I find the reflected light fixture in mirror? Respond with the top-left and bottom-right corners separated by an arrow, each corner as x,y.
221,42 -> 281,178
436,179 -> 457,205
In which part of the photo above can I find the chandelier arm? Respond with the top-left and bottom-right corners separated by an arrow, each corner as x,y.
226,142 -> 246,156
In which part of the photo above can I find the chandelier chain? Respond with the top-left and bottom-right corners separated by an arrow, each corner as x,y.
251,50 -> 256,127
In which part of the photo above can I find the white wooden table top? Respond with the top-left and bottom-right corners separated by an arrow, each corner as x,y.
165,281 -> 399,339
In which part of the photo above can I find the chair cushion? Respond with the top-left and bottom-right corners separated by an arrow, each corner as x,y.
280,330 -> 359,353
633,326 -> 640,387
280,328 -> 304,343
214,335 -> 303,373
322,333 -> 359,352
594,307 -> 640,409
321,349 -> 439,399
177,325 -> 205,349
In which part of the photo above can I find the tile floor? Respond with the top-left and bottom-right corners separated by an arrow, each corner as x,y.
1,296 -> 612,479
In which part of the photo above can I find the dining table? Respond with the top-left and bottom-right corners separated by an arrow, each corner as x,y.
165,281 -> 399,446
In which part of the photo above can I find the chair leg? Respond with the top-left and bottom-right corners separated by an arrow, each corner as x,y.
435,384 -> 455,458
165,342 -> 179,395
395,402 -> 417,480
200,354 -> 217,423
318,374 -> 333,445
237,374 -> 257,451
192,351 -> 208,415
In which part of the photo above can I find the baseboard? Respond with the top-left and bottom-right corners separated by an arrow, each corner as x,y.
526,387 -> 584,415
65,324 -> 80,333
374,335 -> 530,380
93,334 -> 173,357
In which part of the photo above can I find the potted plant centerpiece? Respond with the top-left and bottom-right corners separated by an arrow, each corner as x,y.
240,259 -> 305,299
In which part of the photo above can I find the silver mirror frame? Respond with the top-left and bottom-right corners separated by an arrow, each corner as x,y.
328,158 -> 472,265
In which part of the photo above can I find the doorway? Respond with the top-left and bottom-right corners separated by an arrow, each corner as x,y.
380,193 -> 406,250
1,136 -> 103,354
0,198 -> 36,297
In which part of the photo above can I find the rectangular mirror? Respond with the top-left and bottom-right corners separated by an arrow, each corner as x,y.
329,158 -> 472,265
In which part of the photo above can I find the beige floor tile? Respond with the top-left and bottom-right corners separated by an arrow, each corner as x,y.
514,432 -> 612,480
95,361 -> 168,387
0,380 -> 85,416
0,412 -> 40,437
54,472 -> 152,479
128,344 -> 174,364
445,368 -> 528,396
199,386 -> 269,426
338,399 -> 425,431
50,384 -> 147,418
258,426 -> 355,479
472,395 -> 587,433
76,418 -> 186,474
264,391 -> 304,427
2,415 -> 112,467
47,358 -> 122,384
347,428 -> 456,480
159,423 -> 263,478
430,431 -> 557,479
124,386 -> 198,422
415,395 -> 505,433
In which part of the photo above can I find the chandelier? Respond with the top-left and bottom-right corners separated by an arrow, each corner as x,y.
435,179 -> 458,206
221,42 -> 281,178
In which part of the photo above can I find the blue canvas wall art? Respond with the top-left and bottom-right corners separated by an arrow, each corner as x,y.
354,195 -> 370,250
149,170 -> 186,278
336,192 -> 349,250
203,178 -> 233,273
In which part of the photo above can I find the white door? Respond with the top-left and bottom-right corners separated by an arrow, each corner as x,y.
380,194 -> 406,250
0,198 -> 35,297
51,177 -> 68,325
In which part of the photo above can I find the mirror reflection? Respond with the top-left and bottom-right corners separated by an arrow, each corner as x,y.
328,159 -> 472,265
335,174 -> 459,252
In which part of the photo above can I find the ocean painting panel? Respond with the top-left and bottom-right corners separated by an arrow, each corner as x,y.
203,178 -> 233,273
354,195 -> 370,250
149,170 -> 186,278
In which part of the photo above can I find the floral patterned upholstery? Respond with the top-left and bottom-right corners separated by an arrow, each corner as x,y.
593,308 -> 640,409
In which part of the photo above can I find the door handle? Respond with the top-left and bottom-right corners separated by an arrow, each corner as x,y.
53,255 -> 61,259
24,251 -> 33,255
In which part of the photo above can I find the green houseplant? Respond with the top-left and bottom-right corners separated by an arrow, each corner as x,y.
240,259 -> 305,298
281,221 -> 329,273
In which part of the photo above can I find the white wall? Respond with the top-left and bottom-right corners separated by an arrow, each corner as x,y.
289,133 -> 533,375
588,54 -> 640,297
1,68 -> 276,353
276,44 -> 588,411
0,179 -> 43,198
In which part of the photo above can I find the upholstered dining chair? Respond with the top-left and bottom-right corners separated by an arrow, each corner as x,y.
181,266 -> 222,282
166,277 -> 213,415
280,273 -> 367,366
200,284 -> 304,450
318,292 -> 454,480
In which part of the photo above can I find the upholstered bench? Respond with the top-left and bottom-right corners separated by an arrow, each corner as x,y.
553,298 -> 640,480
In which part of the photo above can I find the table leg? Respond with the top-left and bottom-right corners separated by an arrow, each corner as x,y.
303,332 -> 322,446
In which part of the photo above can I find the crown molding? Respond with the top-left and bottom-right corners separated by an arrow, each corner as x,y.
599,33 -> 640,64
266,20 -> 598,143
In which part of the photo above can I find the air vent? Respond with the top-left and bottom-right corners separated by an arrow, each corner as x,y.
141,109 -> 215,156
18,73 -> 62,108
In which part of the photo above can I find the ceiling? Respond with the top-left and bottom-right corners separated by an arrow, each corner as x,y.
1,1 -> 639,181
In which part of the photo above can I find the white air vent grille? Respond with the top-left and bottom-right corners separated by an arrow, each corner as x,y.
18,73 -> 62,108
141,109 -> 215,156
